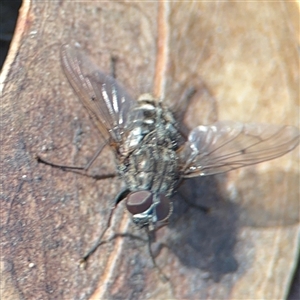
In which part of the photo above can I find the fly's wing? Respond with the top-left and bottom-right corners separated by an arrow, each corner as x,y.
61,43 -> 137,145
178,121 -> 300,177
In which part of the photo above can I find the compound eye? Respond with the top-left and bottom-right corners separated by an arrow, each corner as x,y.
156,194 -> 171,222
126,191 -> 153,215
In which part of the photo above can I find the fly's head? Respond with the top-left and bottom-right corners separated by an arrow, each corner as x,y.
125,190 -> 173,230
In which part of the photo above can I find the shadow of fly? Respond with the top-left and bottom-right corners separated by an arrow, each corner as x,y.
37,43 -> 299,280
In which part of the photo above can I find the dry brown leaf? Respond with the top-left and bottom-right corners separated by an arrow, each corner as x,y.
1,1 -> 299,299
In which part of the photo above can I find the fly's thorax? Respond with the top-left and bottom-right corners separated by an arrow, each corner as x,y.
118,133 -> 180,197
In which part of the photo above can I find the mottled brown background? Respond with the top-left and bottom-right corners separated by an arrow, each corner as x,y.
1,1 -> 299,299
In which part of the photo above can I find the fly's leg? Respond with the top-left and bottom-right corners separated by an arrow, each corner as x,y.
81,191 -> 169,282
174,86 -> 197,123
175,178 -> 210,213
89,232 -> 147,249
110,55 -> 118,79
172,87 -> 197,140
174,81 -> 218,139
145,228 -> 169,282
35,143 -> 116,180
80,205 -> 118,267
36,142 -> 105,171
177,189 -> 210,214
80,189 -> 131,265
174,80 -> 218,122
83,232 -> 169,279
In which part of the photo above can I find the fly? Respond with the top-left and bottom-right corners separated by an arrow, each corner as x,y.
38,43 -> 300,275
